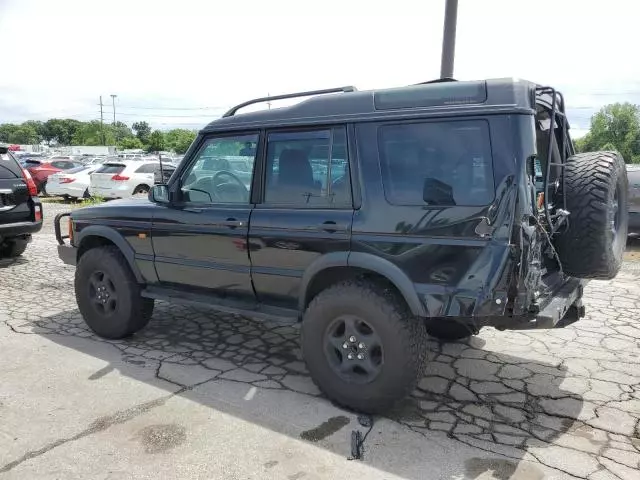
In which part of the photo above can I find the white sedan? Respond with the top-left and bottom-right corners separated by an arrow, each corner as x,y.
46,165 -> 100,200
89,160 -> 175,199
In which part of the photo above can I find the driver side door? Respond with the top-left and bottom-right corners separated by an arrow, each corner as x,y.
151,132 -> 258,299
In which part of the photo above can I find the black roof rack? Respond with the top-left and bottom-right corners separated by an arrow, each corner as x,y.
222,86 -> 357,118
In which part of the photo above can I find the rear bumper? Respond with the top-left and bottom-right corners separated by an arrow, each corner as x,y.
47,183 -> 87,198
0,219 -> 42,239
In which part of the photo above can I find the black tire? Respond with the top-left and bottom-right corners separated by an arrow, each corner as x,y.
301,280 -> 427,413
39,181 -> 48,196
82,188 -> 91,199
0,238 -> 28,258
133,184 -> 150,196
75,246 -> 154,339
556,151 -> 628,279
425,319 -> 475,341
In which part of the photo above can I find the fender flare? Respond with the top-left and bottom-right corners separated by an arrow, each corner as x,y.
298,251 -> 426,317
75,225 -> 144,283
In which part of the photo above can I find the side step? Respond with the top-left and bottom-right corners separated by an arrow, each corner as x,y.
141,286 -> 299,324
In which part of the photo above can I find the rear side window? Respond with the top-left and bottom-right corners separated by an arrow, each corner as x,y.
135,163 -> 157,174
95,163 -> 126,174
0,152 -> 22,178
378,120 -> 494,206
264,127 -> 351,207
67,166 -> 91,174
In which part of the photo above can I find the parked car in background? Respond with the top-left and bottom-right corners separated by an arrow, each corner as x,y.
89,159 -> 175,199
46,164 -> 101,200
627,164 -> 640,234
24,157 -> 84,195
0,144 -> 42,258
155,162 -> 177,184
79,157 -> 107,165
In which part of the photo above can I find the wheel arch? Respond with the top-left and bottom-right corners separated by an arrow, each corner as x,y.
75,226 -> 144,283
299,252 -> 426,317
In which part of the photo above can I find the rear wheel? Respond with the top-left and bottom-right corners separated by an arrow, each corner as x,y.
301,280 -> 427,413
556,151 -> 628,279
75,246 -> 154,339
0,238 -> 29,258
133,184 -> 150,196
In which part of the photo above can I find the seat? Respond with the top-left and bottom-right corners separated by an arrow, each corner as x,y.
270,149 -> 318,203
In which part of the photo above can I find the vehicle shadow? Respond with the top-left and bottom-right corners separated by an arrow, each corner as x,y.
23,302 -> 586,479
0,256 -> 28,269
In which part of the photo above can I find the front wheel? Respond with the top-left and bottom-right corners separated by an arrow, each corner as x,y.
132,184 -> 150,197
301,280 -> 427,413
75,246 -> 154,339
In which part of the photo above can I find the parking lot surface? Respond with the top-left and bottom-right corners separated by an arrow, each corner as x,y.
1,202 -> 639,479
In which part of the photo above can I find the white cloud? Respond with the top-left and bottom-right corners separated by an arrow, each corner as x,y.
1,0 -> 638,130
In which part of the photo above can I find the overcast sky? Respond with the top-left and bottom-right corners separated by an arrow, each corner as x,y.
1,0 -> 638,136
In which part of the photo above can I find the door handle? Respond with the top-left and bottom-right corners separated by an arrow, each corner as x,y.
317,220 -> 346,233
221,218 -> 243,229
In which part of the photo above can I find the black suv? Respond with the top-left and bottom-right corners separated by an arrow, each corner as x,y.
56,79 -> 628,412
1,145 -> 43,258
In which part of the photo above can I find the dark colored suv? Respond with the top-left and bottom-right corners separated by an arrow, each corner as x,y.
56,79 -> 628,412
1,145 -> 43,258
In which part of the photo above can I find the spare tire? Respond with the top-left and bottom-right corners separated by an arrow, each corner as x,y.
555,151 -> 628,279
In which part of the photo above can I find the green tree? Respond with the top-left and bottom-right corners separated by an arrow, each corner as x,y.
44,119 -> 82,145
147,130 -> 165,152
119,136 -> 143,149
132,121 -> 151,144
112,121 -> 132,143
12,124 -> 39,144
165,129 -> 196,154
72,120 -> 115,146
580,103 -> 640,163
21,120 -> 44,143
0,124 -> 18,143
0,123 -> 38,144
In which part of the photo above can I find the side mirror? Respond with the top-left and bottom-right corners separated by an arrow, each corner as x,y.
150,184 -> 169,204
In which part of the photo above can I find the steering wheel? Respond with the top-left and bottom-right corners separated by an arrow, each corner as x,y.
212,170 -> 249,202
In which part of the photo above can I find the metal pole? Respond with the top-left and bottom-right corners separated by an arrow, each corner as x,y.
99,96 -> 105,146
440,0 -> 458,79
110,94 -> 117,125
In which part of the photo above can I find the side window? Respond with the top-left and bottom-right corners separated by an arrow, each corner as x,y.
378,120 -> 494,206
135,164 -> 156,174
180,134 -> 257,204
264,127 -> 351,207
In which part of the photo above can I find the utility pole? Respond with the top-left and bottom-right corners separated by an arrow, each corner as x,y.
267,92 -> 271,110
110,94 -> 117,125
99,96 -> 105,146
440,0 -> 458,79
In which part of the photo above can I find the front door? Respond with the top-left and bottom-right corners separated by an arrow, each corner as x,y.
249,126 -> 354,307
151,133 -> 259,298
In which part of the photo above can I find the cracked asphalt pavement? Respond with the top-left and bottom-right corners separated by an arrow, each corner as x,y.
1,203 -> 639,479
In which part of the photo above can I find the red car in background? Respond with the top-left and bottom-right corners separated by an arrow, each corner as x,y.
24,156 -> 83,195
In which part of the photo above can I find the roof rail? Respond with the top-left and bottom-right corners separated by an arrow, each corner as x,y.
222,86 -> 357,118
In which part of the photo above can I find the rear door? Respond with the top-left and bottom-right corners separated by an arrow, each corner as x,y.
248,126 -> 354,308
0,149 -> 31,224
